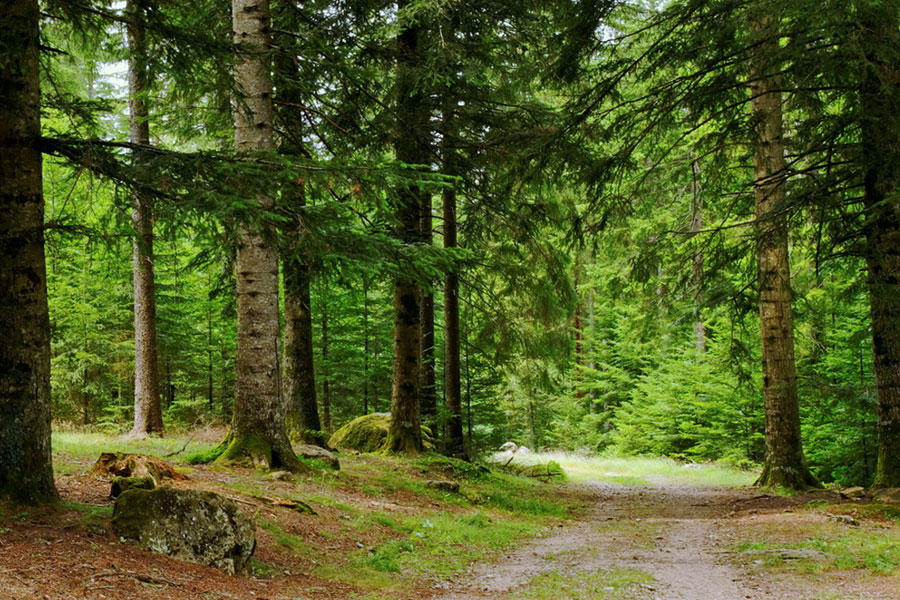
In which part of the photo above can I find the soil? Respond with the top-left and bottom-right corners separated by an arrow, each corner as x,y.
2,462 -> 899,600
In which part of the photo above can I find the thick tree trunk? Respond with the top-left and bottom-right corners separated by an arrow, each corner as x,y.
0,0 -> 58,504
219,0 -> 302,471
749,10 -> 817,489
387,0 -> 427,453
419,195 -> 437,427
857,0 -> 900,487
128,0 -> 164,437
690,159 -> 707,353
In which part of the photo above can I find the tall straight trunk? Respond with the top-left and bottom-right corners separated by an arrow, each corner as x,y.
749,9 -> 817,489
443,121 -> 465,458
690,159 -> 707,353
219,0 -> 302,471
857,0 -> 900,487
320,295 -> 332,432
387,0 -> 427,453
419,195 -> 437,426
0,0 -> 58,504
128,0 -> 164,437
573,255 -> 585,400
363,275 -> 370,414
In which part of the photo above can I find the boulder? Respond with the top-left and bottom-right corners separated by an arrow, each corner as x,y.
426,480 -> 460,493
840,486 -> 866,499
269,470 -> 294,482
516,446 -> 531,455
110,476 -> 155,498
499,442 -> 518,453
328,413 -> 433,453
874,488 -> 900,504
295,444 -> 341,470
113,487 -> 255,575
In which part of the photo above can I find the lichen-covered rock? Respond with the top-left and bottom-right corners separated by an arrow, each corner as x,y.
327,413 -> 433,453
112,487 -> 255,575
840,486 -> 866,499
425,480 -> 460,493
110,476 -> 155,498
498,442 -> 518,452
294,444 -> 341,470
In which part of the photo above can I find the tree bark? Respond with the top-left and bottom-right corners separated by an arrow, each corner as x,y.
387,0 -> 427,453
419,195 -> 437,427
749,9 -> 817,489
128,0 -> 164,437
0,0 -> 58,504
219,0 -> 303,471
320,295 -> 332,433
857,0 -> 900,487
443,163 -> 466,459
690,158 -> 707,353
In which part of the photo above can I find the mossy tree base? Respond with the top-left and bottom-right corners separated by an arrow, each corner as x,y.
211,431 -> 309,473
754,462 -> 821,491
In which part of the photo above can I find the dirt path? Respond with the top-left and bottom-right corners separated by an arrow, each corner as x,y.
437,482 -> 760,600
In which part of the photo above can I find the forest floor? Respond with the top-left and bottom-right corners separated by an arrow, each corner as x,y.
1,432 -> 899,600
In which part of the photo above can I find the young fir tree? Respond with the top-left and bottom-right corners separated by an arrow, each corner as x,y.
0,0 -> 59,504
127,0 -> 165,437
217,0 -> 303,470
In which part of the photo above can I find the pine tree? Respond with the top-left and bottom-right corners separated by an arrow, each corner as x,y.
0,0 -> 59,504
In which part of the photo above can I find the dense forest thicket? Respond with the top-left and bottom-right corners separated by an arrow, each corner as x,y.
3,0 -> 900,503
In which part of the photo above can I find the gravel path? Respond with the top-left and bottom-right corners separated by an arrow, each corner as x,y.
436,482 -> 761,600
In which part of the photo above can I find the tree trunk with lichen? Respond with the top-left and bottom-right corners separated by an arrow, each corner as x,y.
218,0 -> 302,471
387,0 -> 427,453
749,8 -> 817,490
857,0 -> 900,488
128,0 -> 164,438
0,0 -> 59,504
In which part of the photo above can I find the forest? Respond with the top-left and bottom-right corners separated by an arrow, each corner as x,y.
3,0 -> 900,597
4,0 -> 900,496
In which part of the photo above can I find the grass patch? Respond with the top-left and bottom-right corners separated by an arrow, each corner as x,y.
53,431 -> 216,466
513,567 -> 654,600
735,529 -> 900,575
496,451 -> 754,487
258,519 -> 314,556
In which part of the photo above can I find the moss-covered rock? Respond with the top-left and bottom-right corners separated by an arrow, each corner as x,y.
110,476 -> 155,498
328,413 -> 433,453
294,443 -> 340,469
112,487 -> 255,574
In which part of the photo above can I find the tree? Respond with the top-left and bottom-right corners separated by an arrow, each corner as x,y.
0,0 -> 59,504
386,0 -> 428,453
217,0 -> 303,470
749,6 -> 817,489
856,0 -> 900,487
128,0 -> 165,437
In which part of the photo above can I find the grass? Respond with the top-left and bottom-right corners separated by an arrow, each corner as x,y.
735,528 -> 900,575
512,567 -> 654,600
53,431 -> 216,469
497,450 -> 756,487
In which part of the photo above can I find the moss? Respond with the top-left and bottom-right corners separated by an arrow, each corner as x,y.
328,413 -> 433,453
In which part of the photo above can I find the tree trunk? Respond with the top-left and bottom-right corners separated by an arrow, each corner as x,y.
690,158 -> 707,353
128,0 -> 164,437
443,131 -> 466,459
363,275 -> 370,415
387,0 -> 427,453
419,195 -> 437,427
0,0 -> 58,504
857,0 -> 900,487
219,0 -> 302,471
574,255 -> 585,401
320,294 -> 332,433
749,9 -> 817,489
